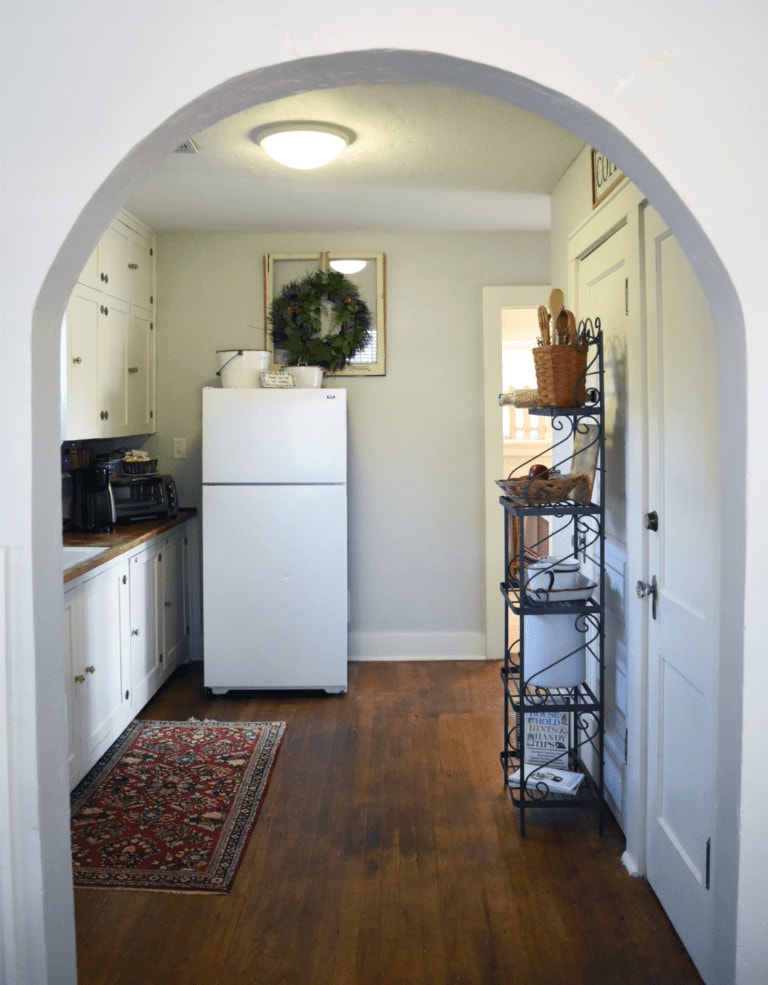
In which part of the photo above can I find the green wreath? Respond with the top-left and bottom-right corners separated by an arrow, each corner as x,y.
269,269 -> 372,373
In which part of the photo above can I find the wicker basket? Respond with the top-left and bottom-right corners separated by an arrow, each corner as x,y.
532,344 -> 587,408
122,459 -> 158,474
497,473 -> 588,507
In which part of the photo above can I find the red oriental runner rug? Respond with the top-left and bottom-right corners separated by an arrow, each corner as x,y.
70,718 -> 286,893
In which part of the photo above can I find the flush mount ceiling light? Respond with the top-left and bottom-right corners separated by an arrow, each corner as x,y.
253,122 -> 355,170
329,259 -> 368,275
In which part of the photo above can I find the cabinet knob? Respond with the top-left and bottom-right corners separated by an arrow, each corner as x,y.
132,628 -> 140,636
72,356 -> 82,365
74,674 -> 85,684
128,366 -> 139,375
164,600 -> 172,608
85,665 -> 95,675
128,263 -> 139,270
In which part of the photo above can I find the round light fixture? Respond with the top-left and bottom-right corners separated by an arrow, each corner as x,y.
253,122 -> 355,170
329,259 -> 368,275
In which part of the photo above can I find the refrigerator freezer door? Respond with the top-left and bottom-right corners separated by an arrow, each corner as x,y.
202,483 -> 348,692
202,387 -> 346,484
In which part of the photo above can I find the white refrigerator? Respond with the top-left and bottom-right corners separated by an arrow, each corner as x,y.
202,387 -> 348,694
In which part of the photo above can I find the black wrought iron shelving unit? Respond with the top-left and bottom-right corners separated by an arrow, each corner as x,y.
498,320 -> 606,836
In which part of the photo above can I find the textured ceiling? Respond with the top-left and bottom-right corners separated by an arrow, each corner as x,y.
124,84 -> 585,233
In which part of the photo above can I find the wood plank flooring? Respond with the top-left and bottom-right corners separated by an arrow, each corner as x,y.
74,660 -> 703,985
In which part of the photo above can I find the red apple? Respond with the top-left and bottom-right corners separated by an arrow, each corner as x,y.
529,464 -> 550,480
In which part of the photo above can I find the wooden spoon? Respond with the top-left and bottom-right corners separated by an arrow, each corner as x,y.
537,305 -> 550,345
565,309 -> 578,347
549,289 -> 564,343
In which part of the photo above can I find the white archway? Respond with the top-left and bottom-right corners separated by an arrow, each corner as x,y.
26,51 -> 746,984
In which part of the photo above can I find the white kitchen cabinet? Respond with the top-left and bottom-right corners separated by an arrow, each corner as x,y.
157,527 -> 189,683
128,545 -> 160,712
64,287 -> 131,439
65,519 -> 194,789
97,294 -> 131,434
62,211 -> 156,441
128,528 -> 188,709
126,227 -> 153,309
97,221 -> 130,302
65,561 -> 132,788
126,304 -> 156,435
64,285 -> 100,440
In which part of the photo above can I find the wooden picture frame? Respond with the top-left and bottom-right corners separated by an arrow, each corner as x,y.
591,148 -> 626,208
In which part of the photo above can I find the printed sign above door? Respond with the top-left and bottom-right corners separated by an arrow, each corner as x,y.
591,149 -> 626,208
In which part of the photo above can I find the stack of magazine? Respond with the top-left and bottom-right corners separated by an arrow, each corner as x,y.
507,765 -> 585,796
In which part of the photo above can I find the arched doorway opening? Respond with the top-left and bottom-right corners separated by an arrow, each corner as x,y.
28,50 -> 745,984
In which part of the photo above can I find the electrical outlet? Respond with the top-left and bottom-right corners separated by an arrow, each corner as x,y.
172,437 -> 186,460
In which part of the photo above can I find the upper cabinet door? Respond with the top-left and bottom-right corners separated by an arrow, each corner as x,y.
98,222 -> 129,301
126,230 -> 152,309
62,212 -> 156,441
125,304 -> 155,434
64,285 -> 100,441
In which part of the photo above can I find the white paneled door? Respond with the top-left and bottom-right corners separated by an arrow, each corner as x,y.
575,223 -> 630,829
643,207 -> 718,983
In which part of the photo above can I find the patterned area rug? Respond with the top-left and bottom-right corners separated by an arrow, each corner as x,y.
70,718 -> 286,893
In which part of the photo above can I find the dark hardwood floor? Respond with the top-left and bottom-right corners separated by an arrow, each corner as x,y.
74,660 -> 703,985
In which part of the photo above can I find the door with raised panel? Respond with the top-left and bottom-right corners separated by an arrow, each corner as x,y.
642,207 -> 718,983
575,222 -> 630,827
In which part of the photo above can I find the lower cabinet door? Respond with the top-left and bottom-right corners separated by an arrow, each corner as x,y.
129,545 -> 160,711
68,562 -> 131,787
64,584 -> 84,786
157,528 -> 188,682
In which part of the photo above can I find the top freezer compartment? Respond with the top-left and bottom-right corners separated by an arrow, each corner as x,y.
202,387 -> 347,485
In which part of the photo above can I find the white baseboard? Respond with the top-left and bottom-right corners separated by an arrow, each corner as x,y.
349,631 -> 487,662
621,848 -> 644,878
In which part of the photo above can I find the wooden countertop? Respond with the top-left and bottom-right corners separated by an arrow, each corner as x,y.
63,507 -> 197,583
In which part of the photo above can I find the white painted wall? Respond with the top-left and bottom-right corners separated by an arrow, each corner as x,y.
148,230 -> 549,659
3,4 -> 767,984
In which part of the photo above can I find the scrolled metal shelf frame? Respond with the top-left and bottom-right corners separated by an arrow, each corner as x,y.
498,319 -> 606,836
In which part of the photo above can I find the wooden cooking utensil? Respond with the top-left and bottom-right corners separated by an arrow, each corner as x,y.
566,309 -> 578,347
549,289 -> 564,343
537,305 -> 551,346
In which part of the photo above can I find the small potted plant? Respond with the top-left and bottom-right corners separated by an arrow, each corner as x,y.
269,268 -> 371,384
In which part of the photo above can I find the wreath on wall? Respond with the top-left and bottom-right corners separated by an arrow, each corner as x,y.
269,269 -> 372,373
